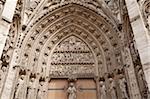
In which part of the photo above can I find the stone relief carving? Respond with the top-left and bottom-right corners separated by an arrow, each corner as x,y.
50,36 -> 96,77
23,0 -> 41,26
44,0 -> 99,10
51,52 -> 94,64
104,0 -> 120,19
49,65 -> 95,77
0,0 -> 148,99
0,16 -> 19,95
20,5 -> 118,73
141,0 -> 150,32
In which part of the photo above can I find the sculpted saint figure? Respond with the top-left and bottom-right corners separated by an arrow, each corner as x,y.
14,75 -> 26,99
109,78 -> 117,99
67,83 -> 77,99
0,66 -> 7,93
27,78 -> 36,99
119,76 -> 129,99
37,81 -> 47,99
99,81 -> 107,99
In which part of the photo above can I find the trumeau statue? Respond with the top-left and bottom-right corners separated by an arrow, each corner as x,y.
99,81 -> 107,99
14,75 -> 26,99
67,83 -> 77,99
108,78 -> 117,99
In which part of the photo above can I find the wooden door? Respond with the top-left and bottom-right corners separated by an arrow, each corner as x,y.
48,79 -> 97,99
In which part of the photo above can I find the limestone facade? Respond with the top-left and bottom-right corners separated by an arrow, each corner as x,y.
0,0 -> 150,99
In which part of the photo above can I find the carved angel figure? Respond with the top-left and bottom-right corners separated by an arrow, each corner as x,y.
67,83 -> 77,99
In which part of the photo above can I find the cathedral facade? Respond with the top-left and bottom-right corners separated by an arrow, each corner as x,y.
0,0 -> 150,99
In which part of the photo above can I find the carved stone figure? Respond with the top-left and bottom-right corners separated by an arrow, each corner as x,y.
108,78 -> 117,99
99,81 -> 107,99
105,0 -> 119,17
67,83 -> 77,99
119,76 -> 129,99
0,66 -> 7,93
37,81 -> 47,99
27,77 -> 36,99
136,66 -> 148,98
0,0 -> 5,13
14,75 -> 26,99
143,1 -> 150,31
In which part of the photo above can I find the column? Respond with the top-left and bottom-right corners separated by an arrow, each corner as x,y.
125,0 -> 150,91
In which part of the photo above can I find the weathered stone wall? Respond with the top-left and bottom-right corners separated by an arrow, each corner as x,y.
125,0 -> 150,93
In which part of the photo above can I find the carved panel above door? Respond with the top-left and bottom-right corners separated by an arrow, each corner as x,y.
50,35 -> 96,78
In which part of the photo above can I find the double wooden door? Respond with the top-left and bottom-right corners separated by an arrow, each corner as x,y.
48,79 -> 97,99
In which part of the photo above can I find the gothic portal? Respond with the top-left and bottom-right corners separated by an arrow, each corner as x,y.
0,0 -> 150,99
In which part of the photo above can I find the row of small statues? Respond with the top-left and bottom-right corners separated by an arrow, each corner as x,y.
66,76 -> 129,99
13,74 -> 129,99
13,74 -> 47,99
99,76 -> 129,99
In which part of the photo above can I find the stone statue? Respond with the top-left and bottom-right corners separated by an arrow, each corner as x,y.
0,66 -> 7,93
27,78 -> 36,99
67,83 -> 77,99
14,75 -> 26,99
119,76 -> 129,99
108,78 -> 117,99
0,0 -> 4,13
99,81 -> 107,99
37,81 -> 47,99
137,67 -> 148,98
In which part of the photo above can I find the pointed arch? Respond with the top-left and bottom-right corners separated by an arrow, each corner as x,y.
19,4 -> 123,78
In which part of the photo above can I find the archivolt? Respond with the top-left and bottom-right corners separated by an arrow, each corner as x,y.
19,4 -> 122,77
